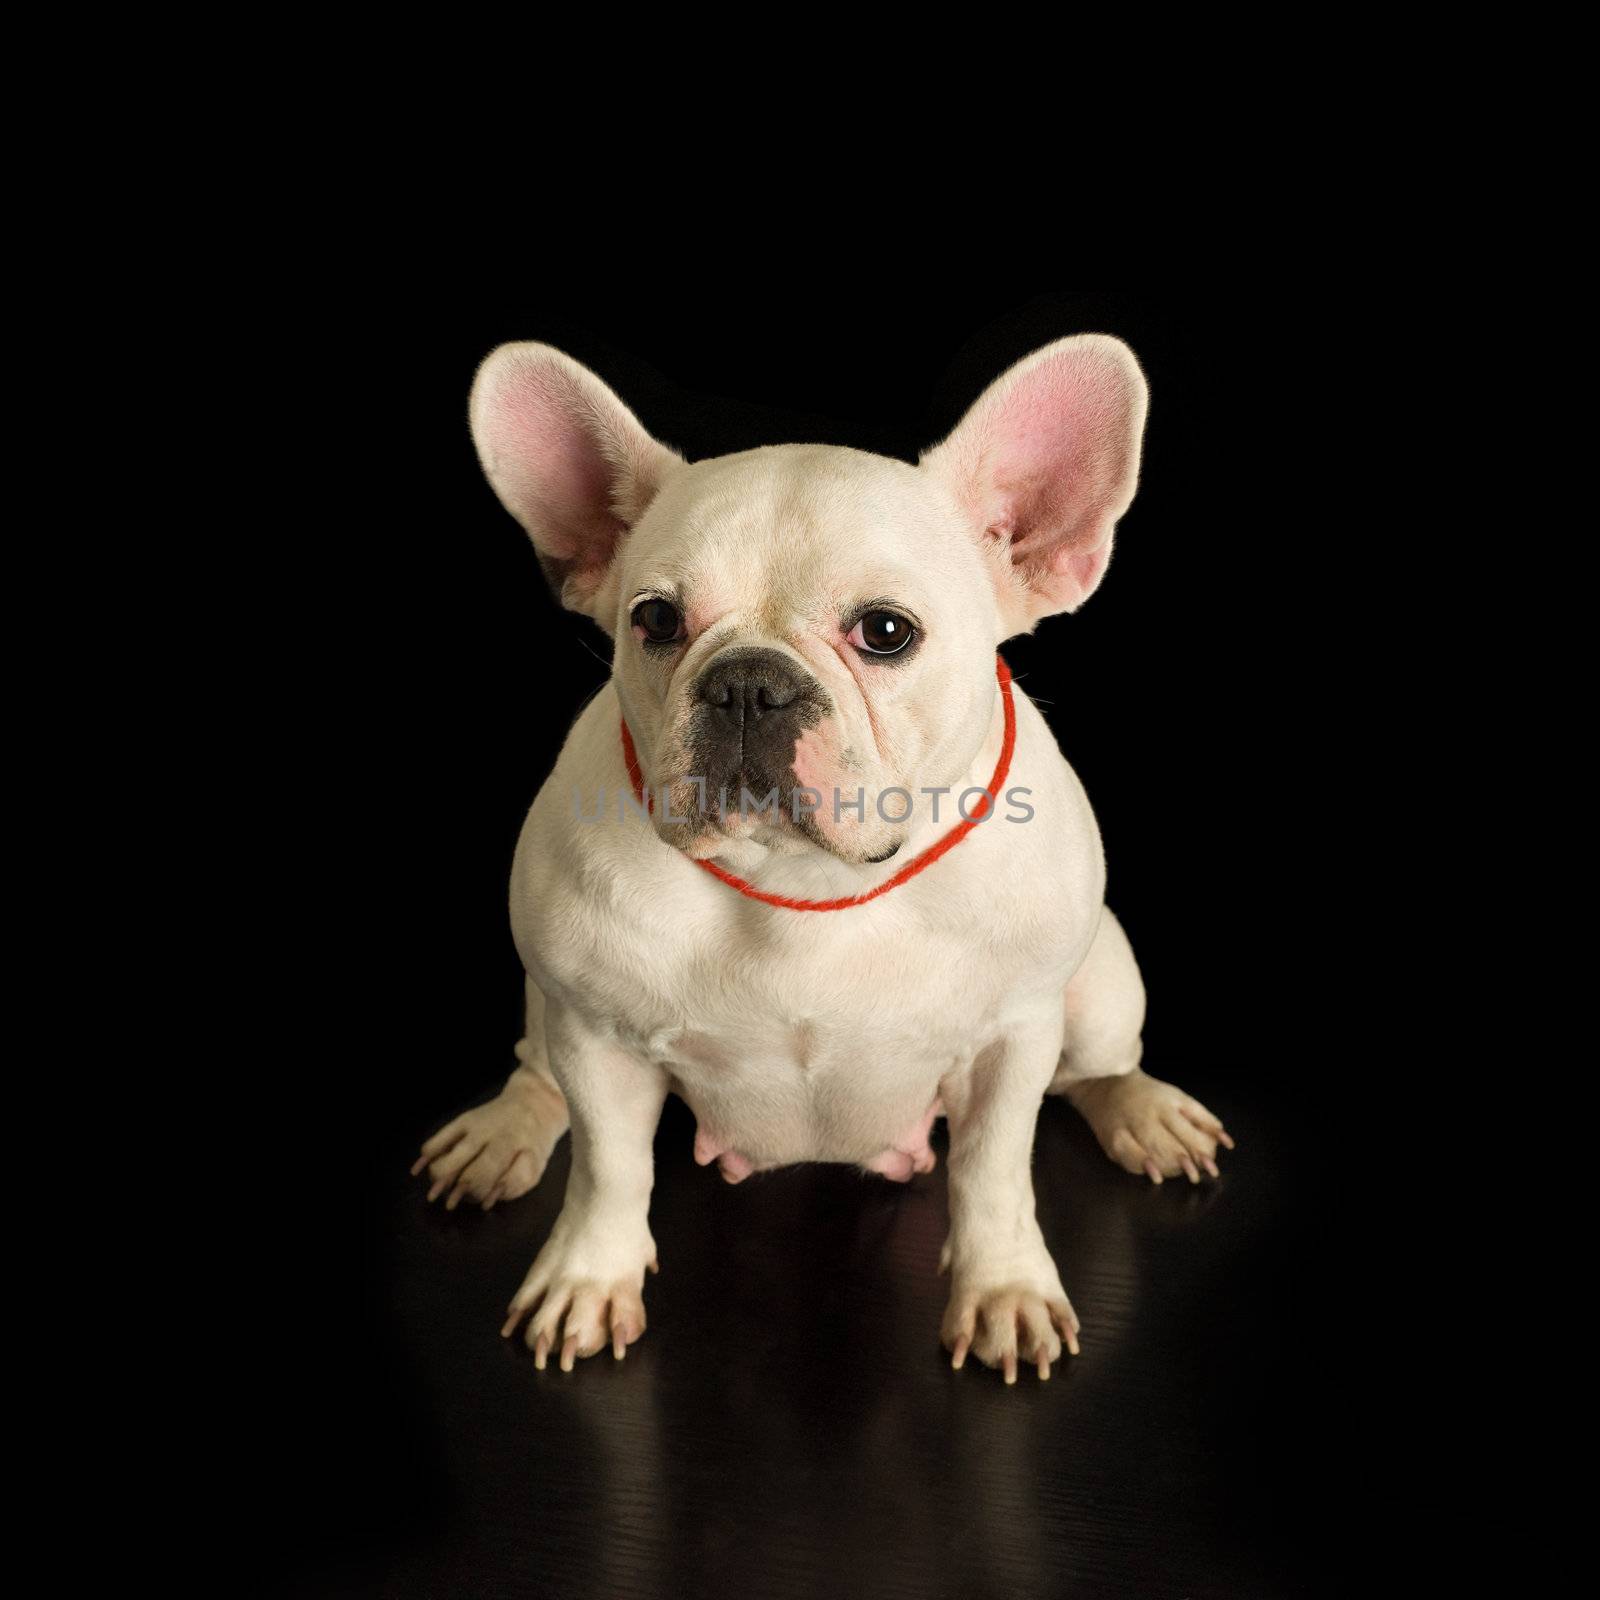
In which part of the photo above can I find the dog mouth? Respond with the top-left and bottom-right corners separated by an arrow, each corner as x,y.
658,767 -> 813,843
655,767 -> 902,868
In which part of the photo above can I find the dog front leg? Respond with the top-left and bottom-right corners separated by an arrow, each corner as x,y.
939,1017 -> 1080,1383
501,996 -> 668,1370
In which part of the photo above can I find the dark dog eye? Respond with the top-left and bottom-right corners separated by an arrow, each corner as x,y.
848,610 -> 916,656
631,598 -> 684,644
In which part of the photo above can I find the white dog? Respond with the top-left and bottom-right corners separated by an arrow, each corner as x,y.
413,335 -> 1233,1382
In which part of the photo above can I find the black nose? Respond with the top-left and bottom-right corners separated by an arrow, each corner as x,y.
696,648 -> 806,719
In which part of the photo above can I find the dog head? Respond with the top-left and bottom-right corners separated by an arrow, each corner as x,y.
469,337 -> 1147,867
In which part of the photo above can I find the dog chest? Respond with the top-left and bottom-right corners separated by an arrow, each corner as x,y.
614,941 -> 994,1167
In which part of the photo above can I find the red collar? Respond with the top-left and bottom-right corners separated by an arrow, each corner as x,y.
619,655 -> 1016,912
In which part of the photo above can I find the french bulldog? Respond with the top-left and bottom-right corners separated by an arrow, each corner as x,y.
412,335 -> 1233,1382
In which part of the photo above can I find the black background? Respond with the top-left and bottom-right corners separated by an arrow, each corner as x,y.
240,284 -> 1375,1595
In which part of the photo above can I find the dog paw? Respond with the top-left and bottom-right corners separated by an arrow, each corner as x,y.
942,1279 -> 1080,1383
411,1071 -> 570,1210
500,1219 -> 658,1370
1066,1069 -> 1234,1184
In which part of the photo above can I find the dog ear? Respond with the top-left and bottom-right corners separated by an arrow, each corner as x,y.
469,343 -> 684,627
920,335 -> 1148,633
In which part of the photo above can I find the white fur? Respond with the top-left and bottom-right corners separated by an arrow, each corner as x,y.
416,338 -> 1233,1380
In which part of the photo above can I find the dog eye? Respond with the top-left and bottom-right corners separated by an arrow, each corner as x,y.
631,599 -> 684,644
848,610 -> 916,656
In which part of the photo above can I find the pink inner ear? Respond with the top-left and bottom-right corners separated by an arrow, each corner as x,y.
986,361 -> 1134,570
929,337 -> 1146,620
1047,539 -> 1113,602
487,365 -> 625,570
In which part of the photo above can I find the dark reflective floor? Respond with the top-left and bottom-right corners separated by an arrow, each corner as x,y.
333,1065 -> 1326,1599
